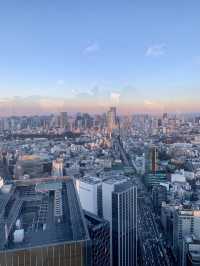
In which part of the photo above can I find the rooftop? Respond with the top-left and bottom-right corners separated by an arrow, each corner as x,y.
103,175 -> 128,185
114,180 -> 135,193
84,211 -> 109,228
79,176 -> 101,185
20,155 -> 42,161
178,210 -> 200,217
0,177 -> 89,251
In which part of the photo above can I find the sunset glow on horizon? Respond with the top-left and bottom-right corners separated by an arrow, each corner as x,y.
0,1 -> 200,115
0,95 -> 199,116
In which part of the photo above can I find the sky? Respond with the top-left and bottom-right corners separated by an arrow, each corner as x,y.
0,0 -> 200,115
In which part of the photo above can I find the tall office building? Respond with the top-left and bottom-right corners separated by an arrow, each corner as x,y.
51,158 -> 64,177
76,176 -> 102,217
173,209 -> 200,264
152,185 -> 167,214
145,146 -> 158,174
163,112 -> 168,120
84,211 -> 110,266
107,107 -> 117,133
102,177 -> 137,266
60,112 -> 69,129
0,177 -> 91,266
161,202 -> 180,245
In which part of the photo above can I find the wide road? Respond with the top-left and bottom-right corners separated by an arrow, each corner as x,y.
137,187 -> 171,266
115,136 -> 173,266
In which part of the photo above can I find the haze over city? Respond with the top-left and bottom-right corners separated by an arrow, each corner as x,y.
0,1 -> 200,115
1,2 -> 200,266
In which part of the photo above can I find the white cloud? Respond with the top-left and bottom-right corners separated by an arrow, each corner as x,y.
144,99 -> 154,105
71,89 -> 78,95
110,92 -> 121,105
143,99 -> 165,112
57,79 -> 64,85
145,43 -> 166,57
38,98 -> 65,109
84,42 -> 100,54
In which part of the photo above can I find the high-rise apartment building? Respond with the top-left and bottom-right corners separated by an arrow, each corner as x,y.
102,176 -> 137,266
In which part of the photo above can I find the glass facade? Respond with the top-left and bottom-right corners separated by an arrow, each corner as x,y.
112,186 -> 137,266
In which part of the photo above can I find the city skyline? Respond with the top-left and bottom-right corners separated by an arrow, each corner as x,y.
0,1 -> 200,115
1,2 -> 200,266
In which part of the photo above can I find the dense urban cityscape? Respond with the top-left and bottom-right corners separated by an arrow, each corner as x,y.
0,108 -> 199,265
0,1 -> 200,265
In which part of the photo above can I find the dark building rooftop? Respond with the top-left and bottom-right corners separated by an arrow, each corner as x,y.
114,180 -> 134,193
0,176 -> 90,251
84,210 -> 109,228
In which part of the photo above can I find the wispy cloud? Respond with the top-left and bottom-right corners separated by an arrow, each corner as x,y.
144,99 -> 154,105
145,43 -> 166,57
83,42 -> 100,55
143,99 -> 165,112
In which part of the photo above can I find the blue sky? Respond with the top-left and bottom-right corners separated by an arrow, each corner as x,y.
0,0 -> 200,113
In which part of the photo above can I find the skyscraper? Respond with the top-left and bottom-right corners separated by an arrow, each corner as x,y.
145,146 -> 158,174
102,177 -> 137,266
163,113 -> 168,120
60,112 -> 69,129
107,107 -> 117,133
76,176 -> 102,217
152,185 -> 167,214
51,158 -> 64,177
